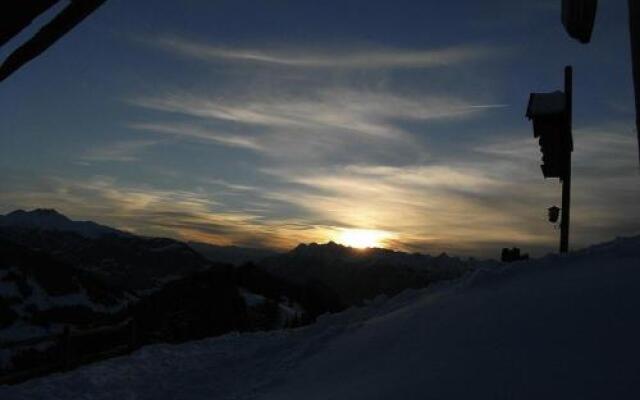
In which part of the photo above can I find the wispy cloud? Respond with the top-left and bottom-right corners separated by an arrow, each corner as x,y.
128,88 -> 505,166
472,125 -> 640,244
130,89 -> 493,137
260,162 -> 555,254
3,120 -> 638,256
0,175 -> 333,250
475,124 -> 639,173
80,140 -> 159,163
129,122 -> 264,151
254,123 -> 640,255
205,178 -> 259,193
153,36 -> 497,69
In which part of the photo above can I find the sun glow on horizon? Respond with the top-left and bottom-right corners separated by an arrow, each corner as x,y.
334,228 -> 390,249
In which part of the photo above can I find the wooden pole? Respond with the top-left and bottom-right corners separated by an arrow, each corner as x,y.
560,66 -> 573,253
629,0 -> 640,167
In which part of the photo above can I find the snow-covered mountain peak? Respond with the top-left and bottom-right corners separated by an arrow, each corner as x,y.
0,208 -> 127,238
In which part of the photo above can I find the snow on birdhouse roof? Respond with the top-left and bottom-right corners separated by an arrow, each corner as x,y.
526,91 -> 566,118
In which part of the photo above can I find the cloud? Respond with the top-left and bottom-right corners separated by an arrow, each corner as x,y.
474,124 -> 639,175
80,140 -> 160,163
153,36 -> 496,69
205,178 -> 260,193
128,88 -> 505,166
0,175 -> 333,250
472,125 -> 640,245
130,89 -> 493,136
3,120 -> 638,257
255,123 -> 640,255
129,122 -> 264,151
260,163 -> 554,253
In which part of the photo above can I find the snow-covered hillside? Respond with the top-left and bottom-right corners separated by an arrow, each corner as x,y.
2,236 -> 639,400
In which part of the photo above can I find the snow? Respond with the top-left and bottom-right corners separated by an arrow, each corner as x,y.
1,236 -> 639,399
0,266 -> 128,350
526,90 -> 566,117
23,278 -> 124,314
239,289 -> 303,327
277,301 -> 303,322
239,288 -> 267,307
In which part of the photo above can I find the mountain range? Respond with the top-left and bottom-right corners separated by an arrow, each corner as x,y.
0,209 -> 128,239
258,241 -> 477,305
188,241 -> 279,265
0,208 -> 476,376
0,209 -> 478,305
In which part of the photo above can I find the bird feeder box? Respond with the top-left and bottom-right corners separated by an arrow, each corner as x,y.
562,0 -> 598,44
526,91 -> 572,178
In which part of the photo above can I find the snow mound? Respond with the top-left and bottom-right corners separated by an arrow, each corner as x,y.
2,235 -> 639,400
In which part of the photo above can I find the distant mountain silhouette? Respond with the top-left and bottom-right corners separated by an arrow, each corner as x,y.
0,208 -> 128,238
258,241 -> 477,305
0,209 -> 317,364
286,241 -> 458,266
0,227 -> 208,292
0,209 -> 485,358
188,241 -> 279,265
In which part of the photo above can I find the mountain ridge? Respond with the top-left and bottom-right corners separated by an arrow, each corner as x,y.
1,208 -> 460,262
0,208 -> 129,239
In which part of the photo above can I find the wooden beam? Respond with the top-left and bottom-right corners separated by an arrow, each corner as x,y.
0,0 -> 108,82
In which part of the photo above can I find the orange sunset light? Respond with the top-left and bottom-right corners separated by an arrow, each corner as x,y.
334,228 -> 391,249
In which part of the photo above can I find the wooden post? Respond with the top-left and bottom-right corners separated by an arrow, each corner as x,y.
560,66 -> 573,253
629,0 -> 640,166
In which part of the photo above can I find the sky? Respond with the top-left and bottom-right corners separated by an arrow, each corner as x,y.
0,0 -> 638,257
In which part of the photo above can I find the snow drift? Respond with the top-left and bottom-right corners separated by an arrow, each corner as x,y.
1,235 -> 639,400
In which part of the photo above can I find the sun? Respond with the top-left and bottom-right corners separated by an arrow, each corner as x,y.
335,229 -> 389,249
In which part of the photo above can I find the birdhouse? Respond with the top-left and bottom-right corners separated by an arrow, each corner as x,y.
526,91 -> 572,179
562,0 -> 598,44
548,206 -> 560,223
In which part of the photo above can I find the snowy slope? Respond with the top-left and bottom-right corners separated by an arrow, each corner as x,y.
0,240 -> 131,345
1,236 -> 639,400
